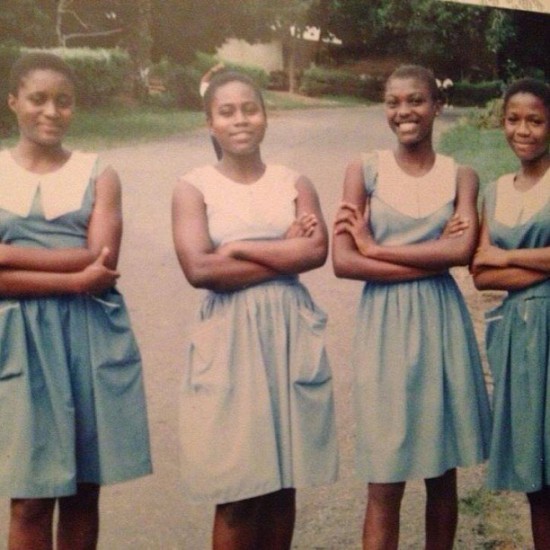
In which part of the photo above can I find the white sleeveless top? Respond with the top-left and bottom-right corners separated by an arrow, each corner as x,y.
493,168 -> 550,227
184,164 -> 299,246
376,150 -> 457,218
0,150 -> 98,220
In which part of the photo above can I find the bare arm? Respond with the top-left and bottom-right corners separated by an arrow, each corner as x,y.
353,165 -> 480,269
472,207 -> 548,291
219,176 -> 328,274
332,158 -> 441,282
172,179 -> 279,292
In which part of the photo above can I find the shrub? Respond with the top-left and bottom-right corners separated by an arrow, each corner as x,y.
452,80 -> 503,107
23,47 -> 131,108
467,98 -> 504,129
164,64 -> 202,110
300,65 -> 382,101
0,45 -> 21,136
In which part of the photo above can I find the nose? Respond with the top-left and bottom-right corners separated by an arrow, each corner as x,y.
516,120 -> 530,135
43,100 -> 59,117
396,101 -> 411,117
233,108 -> 248,124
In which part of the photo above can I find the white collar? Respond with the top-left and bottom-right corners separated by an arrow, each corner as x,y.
0,150 -> 98,220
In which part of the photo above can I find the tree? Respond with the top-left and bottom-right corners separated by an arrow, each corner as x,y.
0,0 -> 57,47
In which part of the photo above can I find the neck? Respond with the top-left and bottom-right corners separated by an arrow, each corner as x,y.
12,140 -> 71,173
519,152 -> 550,183
394,141 -> 436,176
217,151 -> 265,184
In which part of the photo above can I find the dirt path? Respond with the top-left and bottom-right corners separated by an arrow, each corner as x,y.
0,106 -> 533,548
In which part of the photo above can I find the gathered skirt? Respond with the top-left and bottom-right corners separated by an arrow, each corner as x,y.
485,280 -> 550,492
353,273 -> 492,482
0,289 -> 152,498
179,278 -> 338,504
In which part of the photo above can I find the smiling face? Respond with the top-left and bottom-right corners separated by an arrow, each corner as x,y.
8,68 -> 75,149
208,80 -> 267,157
384,76 -> 440,148
503,92 -> 550,164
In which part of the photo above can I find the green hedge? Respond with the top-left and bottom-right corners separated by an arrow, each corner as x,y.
300,66 -> 382,101
452,80 -> 503,107
0,45 -> 21,136
23,47 -> 131,108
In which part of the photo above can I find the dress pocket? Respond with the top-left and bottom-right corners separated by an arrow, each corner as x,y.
0,302 -> 25,380
293,305 -> 331,385
187,315 -> 232,391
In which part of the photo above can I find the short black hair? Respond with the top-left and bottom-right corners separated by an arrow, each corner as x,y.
203,71 -> 266,119
8,52 -> 76,96
386,65 -> 440,102
503,78 -> 550,116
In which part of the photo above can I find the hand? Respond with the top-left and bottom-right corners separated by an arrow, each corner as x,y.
284,213 -> 318,239
334,201 -> 375,256
473,244 -> 509,268
440,213 -> 470,239
75,247 -> 120,293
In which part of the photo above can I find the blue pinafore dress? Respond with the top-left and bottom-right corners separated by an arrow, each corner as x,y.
353,150 -> 491,482
0,150 -> 152,498
178,165 -> 338,504
484,170 -> 550,493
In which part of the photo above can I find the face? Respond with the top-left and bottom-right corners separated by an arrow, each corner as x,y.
384,77 -> 440,147
208,81 -> 267,156
8,68 -> 75,148
504,92 -> 550,163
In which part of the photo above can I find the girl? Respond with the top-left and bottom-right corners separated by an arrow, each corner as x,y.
0,52 -> 152,549
472,78 -> 550,548
333,65 -> 491,549
172,71 -> 338,550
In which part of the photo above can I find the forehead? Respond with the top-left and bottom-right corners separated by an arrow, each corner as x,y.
385,77 -> 431,97
19,68 -> 74,91
212,81 -> 260,104
506,92 -> 549,116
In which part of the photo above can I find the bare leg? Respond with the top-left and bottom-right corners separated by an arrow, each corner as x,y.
424,468 -> 457,550
57,484 -> 100,550
363,482 -> 406,550
213,494 -> 263,550
527,486 -> 550,550
258,489 -> 296,550
9,498 -> 55,550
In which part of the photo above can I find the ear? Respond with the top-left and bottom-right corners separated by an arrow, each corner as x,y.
7,93 -> 18,114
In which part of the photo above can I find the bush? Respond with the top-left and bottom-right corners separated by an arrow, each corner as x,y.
192,52 -> 269,90
467,98 -> 504,129
23,47 -> 131,108
164,64 -> 202,110
300,66 -> 382,101
0,45 -> 21,136
452,80 -> 503,107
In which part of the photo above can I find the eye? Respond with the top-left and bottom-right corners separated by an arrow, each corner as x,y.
243,103 -> 260,115
28,93 -> 47,106
56,95 -> 74,109
385,99 -> 398,108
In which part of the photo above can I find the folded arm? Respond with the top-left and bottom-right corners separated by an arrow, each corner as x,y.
172,180 -> 280,292
332,158 -> 442,282
218,176 -> 328,274
472,207 -> 548,291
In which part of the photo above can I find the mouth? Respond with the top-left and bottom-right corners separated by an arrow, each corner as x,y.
396,122 -> 419,132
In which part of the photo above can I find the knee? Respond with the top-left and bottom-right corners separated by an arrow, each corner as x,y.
58,484 -> 99,514
11,498 -> 55,526
367,483 -> 406,508
216,496 -> 263,528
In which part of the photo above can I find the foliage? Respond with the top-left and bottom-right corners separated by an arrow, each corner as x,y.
22,47 -> 131,108
163,65 -> 202,110
300,65 -> 382,101
467,98 -> 504,130
0,46 -> 23,136
0,0 -> 57,47
452,81 -> 503,107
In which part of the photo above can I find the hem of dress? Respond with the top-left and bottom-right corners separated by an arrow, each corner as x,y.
357,456 -> 488,484
182,475 -> 338,505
